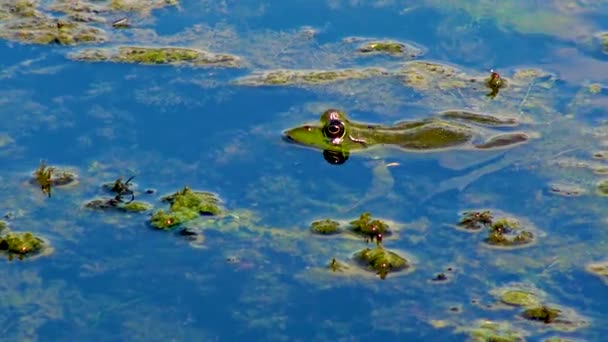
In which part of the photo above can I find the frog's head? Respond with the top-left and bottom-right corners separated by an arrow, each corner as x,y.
283,109 -> 351,152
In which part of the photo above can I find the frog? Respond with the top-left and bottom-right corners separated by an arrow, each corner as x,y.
283,108 -> 530,165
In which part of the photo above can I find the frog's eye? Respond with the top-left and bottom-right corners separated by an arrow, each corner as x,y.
323,119 -> 345,139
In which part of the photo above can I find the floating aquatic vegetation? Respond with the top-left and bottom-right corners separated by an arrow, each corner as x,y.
462,320 -> 527,342
327,257 -> 349,272
521,305 -> 561,324
0,221 -> 49,261
349,212 -> 390,244
353,246 -> 409,279
585,260 -> 608,285
84,197 -> 152,213
357,40 -> 422,57
234,67 -> 391,86
490,284 -> 544,308
150,187 -> 223,230
0,0 -> 44,19
457,210 -> 493,231
548,183 -> 587,197
310,219 -> 341,235
31,161 -> 77,198
454,210 -> 539,248
596,179 -> 608,196
520,304 -> 588,331
70,46 -> 242,67
47,0 -> 108,23
486,218 -> 534,247
108,0 -> 178,12
0,12 -> 107,45
399,60 -> 466,91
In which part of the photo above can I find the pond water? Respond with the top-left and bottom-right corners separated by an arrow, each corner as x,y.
2,1 -> 608,341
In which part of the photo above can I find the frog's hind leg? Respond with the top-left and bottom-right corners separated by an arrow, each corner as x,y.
473,132 -> 529,149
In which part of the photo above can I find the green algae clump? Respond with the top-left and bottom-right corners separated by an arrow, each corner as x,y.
70,46 -> 241,67
349,212 -> 390,238
357,40 -> 421,57
150,187 -> 223,230
500,290 -> 540,307
466,320 -> 526,342
0,231 -> 46,260
310,219 -> 341,235
521,305 -> 561,324
486,218 -> 534,247
353,246 -> 408,279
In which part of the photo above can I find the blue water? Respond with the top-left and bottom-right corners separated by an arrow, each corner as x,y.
2,1 -> 608,341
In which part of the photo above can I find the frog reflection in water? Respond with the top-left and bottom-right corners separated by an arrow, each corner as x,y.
284,109 -> 530,164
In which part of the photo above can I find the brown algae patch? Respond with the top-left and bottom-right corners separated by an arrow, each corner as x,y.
234,67 -> 391,86
357,39 -> 422,57
70,46 -> 241,67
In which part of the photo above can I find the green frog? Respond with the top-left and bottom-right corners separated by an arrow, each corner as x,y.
284,109 -> 530,164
